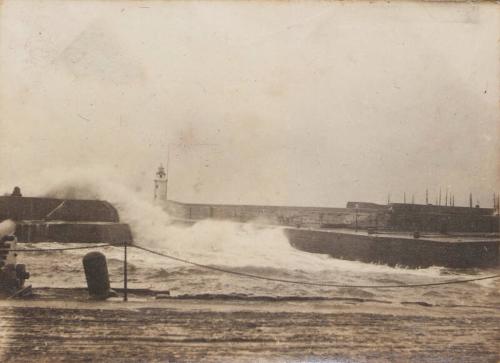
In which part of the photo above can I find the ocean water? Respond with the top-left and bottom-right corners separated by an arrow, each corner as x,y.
13,173 -> 500,307
20,220 -> 500,307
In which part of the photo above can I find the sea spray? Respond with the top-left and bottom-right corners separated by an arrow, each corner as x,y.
0,220 -> 15,237
28,168 -> 341,272
10,166 -> 499,303
16,166 -> 446,279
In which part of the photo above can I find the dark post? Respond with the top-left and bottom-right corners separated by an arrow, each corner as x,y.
123,241 -> 128,302
82,252 -> 111,300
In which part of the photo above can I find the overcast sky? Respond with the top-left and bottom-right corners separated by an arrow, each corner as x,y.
0,1 -> 498,207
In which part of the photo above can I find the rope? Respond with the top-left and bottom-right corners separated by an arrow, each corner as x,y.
1,242 -> 498,289
132,244 -> 500,289
0,244 -> 111,252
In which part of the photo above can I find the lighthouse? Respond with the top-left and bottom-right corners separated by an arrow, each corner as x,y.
154,164 -> 168,203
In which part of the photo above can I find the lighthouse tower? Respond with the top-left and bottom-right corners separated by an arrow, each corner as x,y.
154,164 -> 168,203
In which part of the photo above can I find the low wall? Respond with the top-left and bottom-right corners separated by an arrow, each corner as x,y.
390,203 -> 494,216
165,200 -> 390,229
15,222 -> 133,245
388,204 -> 498,233
389,212 -> 499,233
0,196 -> 119,223
0,196 -> 131,245
166,200 -> 498,233
285,228 -> 500,268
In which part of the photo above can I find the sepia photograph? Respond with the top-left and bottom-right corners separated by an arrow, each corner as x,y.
0,0 -> 498,362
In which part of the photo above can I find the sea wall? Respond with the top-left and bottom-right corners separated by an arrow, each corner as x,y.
0,196 -> 119,223
15,222 -> 133,245
0,196 -> 130,244
285,228 -> 500,268
388,203 -> 498,233
166,200 -> 390,229
166,200 -> 498,233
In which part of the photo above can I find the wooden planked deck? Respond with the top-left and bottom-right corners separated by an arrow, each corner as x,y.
0,292 -> 498,362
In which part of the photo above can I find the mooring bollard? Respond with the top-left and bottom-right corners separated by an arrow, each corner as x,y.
82,251 -> 111,299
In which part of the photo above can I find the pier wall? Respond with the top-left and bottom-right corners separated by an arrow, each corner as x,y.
388,203 -> 498,233
15,222 -> 133,245
0,196 -> 119,222
166,200 -> 498,233
0,196 -> 131,244
285,228 -> 500,268
166,200 -> 390,229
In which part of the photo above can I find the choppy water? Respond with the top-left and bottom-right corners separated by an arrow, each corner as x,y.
21,225 -> 500,307
13,174 -> 500,307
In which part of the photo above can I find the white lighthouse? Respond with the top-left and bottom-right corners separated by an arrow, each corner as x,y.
154,164 -> 168,203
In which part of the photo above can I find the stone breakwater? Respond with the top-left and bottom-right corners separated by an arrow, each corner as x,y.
0,196 -> 132,245
285,227 -> 500,268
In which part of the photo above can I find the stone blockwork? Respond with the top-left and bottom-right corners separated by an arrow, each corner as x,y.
166,200 -> 499,233
166,200 -> 390,229
285,228 -> 500,268
0,196 -> 119,223
15,222 -> 132,245
164,200 -> 499,268
388,203 -> 498,233
0,196 -> 131,245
